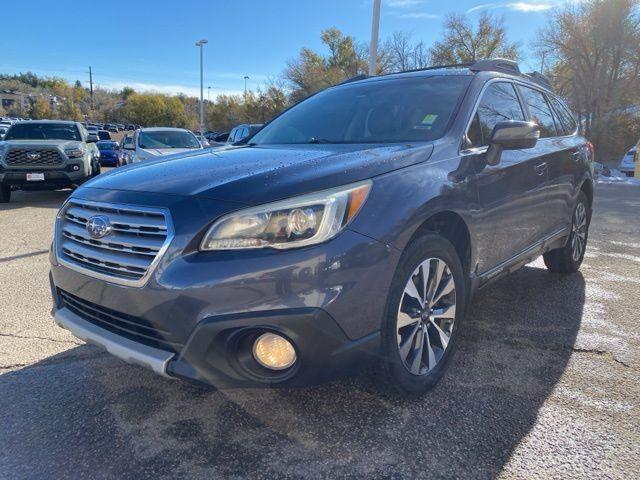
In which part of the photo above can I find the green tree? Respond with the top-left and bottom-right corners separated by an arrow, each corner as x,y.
285,28 -> 366,102
124,93 -> 188,127
29,97 -> 54,119
120,86 -> 135,100
429,12 -> 520,64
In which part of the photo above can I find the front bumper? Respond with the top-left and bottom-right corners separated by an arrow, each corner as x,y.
99,155 -> 118,166
0,164 -> 88,188
50,276 -> 382,388
53,306 -> 174,377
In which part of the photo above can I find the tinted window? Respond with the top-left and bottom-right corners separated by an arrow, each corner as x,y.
467,82 -> 525,148
549,97 -> 577,135
138,130 -> 200,149
250,76 -> 472,145
5,123 -> 81,141
96,141 -> 118,151
519,86 -> 558,138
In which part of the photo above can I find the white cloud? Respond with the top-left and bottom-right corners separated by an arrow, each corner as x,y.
506,2 -> 554,12
466,3 -> 496,14
98,81 -> 243,99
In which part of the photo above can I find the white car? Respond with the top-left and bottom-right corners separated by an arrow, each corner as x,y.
619,145 -> 637,177
123,127 -> 203,163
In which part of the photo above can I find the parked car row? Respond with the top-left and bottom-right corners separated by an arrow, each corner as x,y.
82,122 -> 139,132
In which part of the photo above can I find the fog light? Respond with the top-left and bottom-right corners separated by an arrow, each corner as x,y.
72,165 -> 79,171
252,333 -> 297,370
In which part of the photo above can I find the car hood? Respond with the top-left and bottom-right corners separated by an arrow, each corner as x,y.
1,139 -> 82,149
83,143 -> 434,205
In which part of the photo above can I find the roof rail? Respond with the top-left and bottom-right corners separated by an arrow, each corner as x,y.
469,58 -> 521,75
525,71 -> 554,91
338,74 -> 369,85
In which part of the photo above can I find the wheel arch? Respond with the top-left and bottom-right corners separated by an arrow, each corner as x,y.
580,179 -> 594,210
408,210 -> 472,277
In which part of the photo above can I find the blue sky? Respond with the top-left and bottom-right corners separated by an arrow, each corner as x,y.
0,0 -> 570,98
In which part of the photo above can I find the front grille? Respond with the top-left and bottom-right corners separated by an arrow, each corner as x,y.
5,148 -> 64,166
59,290 -> 182,352
57,199 -> 172,286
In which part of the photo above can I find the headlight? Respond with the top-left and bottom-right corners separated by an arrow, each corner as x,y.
200,180 -> 372,251
0,143 -> 7,156
64,146 -> 86,158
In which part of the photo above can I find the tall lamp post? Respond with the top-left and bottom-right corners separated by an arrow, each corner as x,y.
207,86 -> 211,102
244,75 -> 249,95
369,0 -> 381,76
195,39 -> 208,136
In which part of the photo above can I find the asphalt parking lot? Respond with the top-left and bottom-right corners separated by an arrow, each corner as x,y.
0,183 -> 638,479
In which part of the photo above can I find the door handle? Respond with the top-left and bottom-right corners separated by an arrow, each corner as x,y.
534,162 -> 547,175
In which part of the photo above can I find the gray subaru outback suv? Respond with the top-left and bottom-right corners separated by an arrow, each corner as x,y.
49,59 -> 594,396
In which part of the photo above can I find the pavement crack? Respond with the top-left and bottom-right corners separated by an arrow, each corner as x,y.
572,347 -> 632,368
0,249 -> 49,263
0,332 -> 82,346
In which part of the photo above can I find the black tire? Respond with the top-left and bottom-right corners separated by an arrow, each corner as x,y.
543,191 -> 590,274
379,233 -> 468,397
0,183 -> 11,203
92,161 -> 101,177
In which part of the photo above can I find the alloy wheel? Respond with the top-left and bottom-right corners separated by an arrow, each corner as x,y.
396,257 -> 457,376
571,202 -> 587,262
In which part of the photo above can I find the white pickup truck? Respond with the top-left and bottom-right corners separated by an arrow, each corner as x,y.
0,120 -> 101,202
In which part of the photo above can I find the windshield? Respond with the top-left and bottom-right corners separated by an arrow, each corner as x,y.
97,141 -> 117,151
138,130 -> 200,149
250,76 -> 471,145
4,123 -> 81,141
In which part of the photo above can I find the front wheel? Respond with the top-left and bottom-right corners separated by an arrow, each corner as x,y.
543,191 -> 590,273
380,233 -> 467,397
0,183 -> 11,203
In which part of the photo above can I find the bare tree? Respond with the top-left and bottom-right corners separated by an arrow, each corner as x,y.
429,13 -> 520,65
383,32 -> 431,72
537,0 -> 640,160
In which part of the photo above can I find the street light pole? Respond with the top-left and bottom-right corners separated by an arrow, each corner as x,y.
207,86 -> 211,102
244,75 -> 249,95
195,39 -> 208,136
369,0 -> 381,76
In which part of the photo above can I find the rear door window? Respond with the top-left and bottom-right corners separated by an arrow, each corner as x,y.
518,86 -> 559,138
549,96 -> 578,135
466,82 -> 525,148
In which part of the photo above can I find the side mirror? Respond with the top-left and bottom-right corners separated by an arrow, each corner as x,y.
486,121 -> 540,166
86,133 -> 99,143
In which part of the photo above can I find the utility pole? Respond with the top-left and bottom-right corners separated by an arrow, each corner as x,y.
208,86 -> 211,102
369,0 -> 381,76
89,66 -> 94,111
244,75 -> 249,95
195,39 -> 208,136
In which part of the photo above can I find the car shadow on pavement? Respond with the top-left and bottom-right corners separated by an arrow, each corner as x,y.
0,189 -> 71,211
0,263 -> 585,478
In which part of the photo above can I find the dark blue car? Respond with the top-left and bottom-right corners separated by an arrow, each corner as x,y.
96,140 -> 120,167
49,59 -> 594,396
